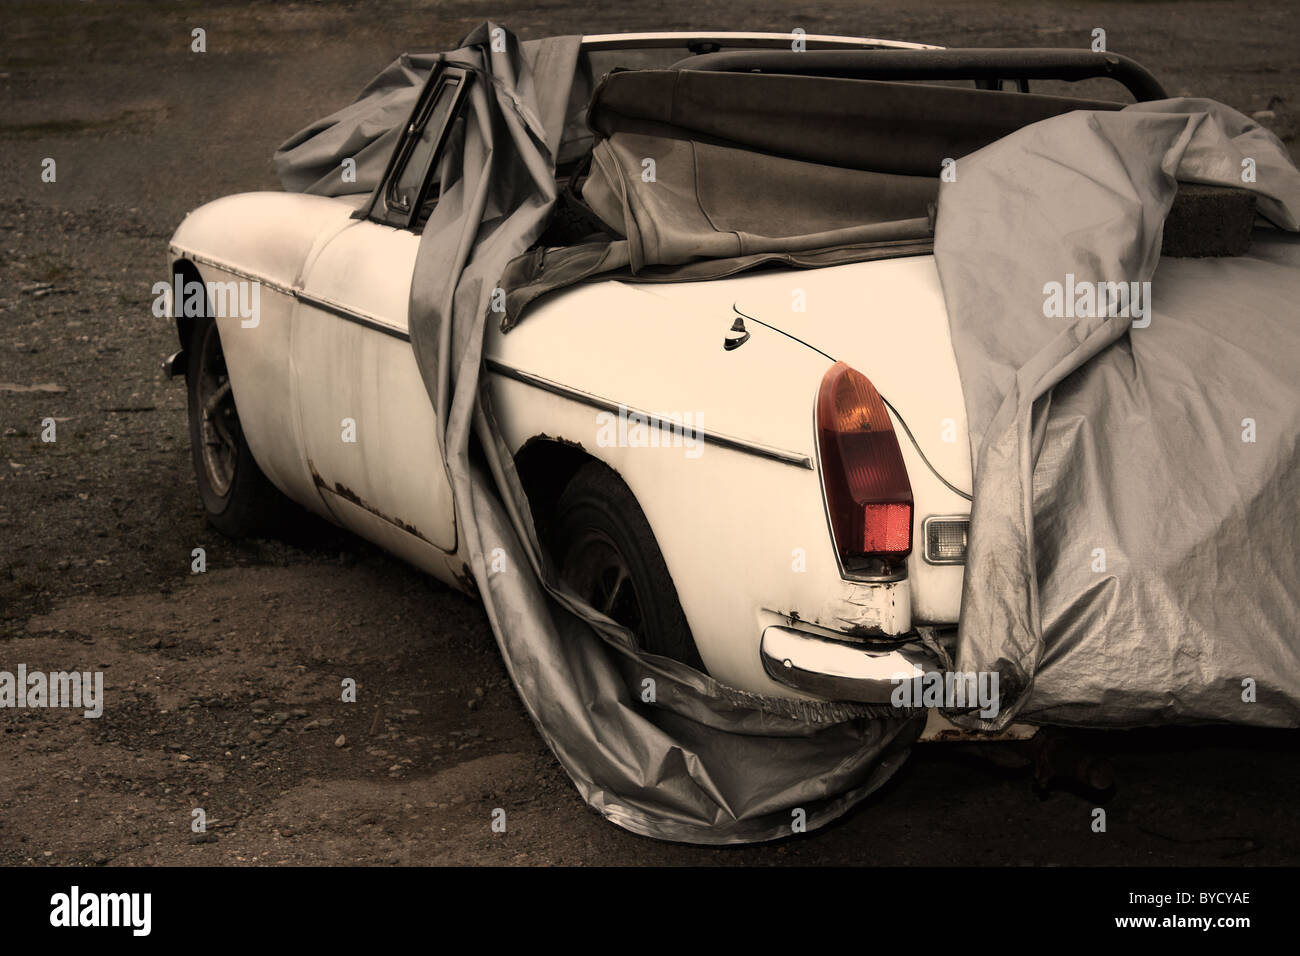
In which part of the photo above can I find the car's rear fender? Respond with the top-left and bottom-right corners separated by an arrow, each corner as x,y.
485,277 -> 967,698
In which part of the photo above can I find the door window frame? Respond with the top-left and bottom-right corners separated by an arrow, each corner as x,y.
358,63 -> 471,229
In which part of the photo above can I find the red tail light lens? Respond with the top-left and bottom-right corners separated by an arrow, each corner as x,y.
816,361 -> 913,566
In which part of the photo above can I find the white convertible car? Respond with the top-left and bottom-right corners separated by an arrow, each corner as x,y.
163,32 -> 1171,735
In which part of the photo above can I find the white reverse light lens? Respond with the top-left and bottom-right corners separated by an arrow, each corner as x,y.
924,516 -> 969,565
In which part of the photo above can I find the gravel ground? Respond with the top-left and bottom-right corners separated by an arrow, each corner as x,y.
1,0 -> 1298,866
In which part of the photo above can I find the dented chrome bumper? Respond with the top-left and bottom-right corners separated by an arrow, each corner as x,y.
759,624 -> 942,704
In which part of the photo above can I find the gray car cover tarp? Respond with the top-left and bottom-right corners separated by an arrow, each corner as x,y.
274,24 -> 922,845
932,101 -> 1300,730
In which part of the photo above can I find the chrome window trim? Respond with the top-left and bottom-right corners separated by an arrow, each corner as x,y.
355,64 -> 472,229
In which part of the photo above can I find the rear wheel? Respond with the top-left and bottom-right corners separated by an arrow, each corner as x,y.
186,315 -> 286,536
552,461 -> 705,670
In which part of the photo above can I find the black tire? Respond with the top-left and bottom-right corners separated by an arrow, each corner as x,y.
185,314 -> 286,537
552,461 -> 705,670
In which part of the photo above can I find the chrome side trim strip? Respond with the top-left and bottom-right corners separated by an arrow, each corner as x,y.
170,247 -> 297,298
484,358 -> 814,470
170,247 -> 411,341
170,248 -> 814,470
293,292 -> 410,341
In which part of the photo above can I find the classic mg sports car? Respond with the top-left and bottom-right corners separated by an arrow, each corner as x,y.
162,32 -> 1184,735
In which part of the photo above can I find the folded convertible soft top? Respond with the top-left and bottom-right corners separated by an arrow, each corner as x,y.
579,68 -> 1126,269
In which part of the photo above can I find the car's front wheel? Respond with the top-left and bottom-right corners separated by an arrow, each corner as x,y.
185,314 -> 286,536
552,461 -> 705,671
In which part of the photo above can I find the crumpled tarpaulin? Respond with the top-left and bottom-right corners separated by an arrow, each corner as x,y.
933,100 -> 1300,730
274,24 -> 922,844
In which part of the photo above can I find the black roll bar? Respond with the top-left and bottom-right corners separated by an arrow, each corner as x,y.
672,48 -> 1168,101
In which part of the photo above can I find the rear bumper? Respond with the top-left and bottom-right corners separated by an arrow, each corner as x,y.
760,624 -> 941,704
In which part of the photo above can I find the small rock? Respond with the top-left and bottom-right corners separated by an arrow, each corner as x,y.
334,734 -> 347,748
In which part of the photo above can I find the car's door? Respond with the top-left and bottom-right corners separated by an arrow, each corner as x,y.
291,65 -> 470,563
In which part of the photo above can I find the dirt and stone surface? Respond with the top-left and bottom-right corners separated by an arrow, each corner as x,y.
1,0 -> 1298,866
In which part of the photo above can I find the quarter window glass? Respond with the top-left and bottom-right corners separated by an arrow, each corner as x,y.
387,76 -> 461,215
